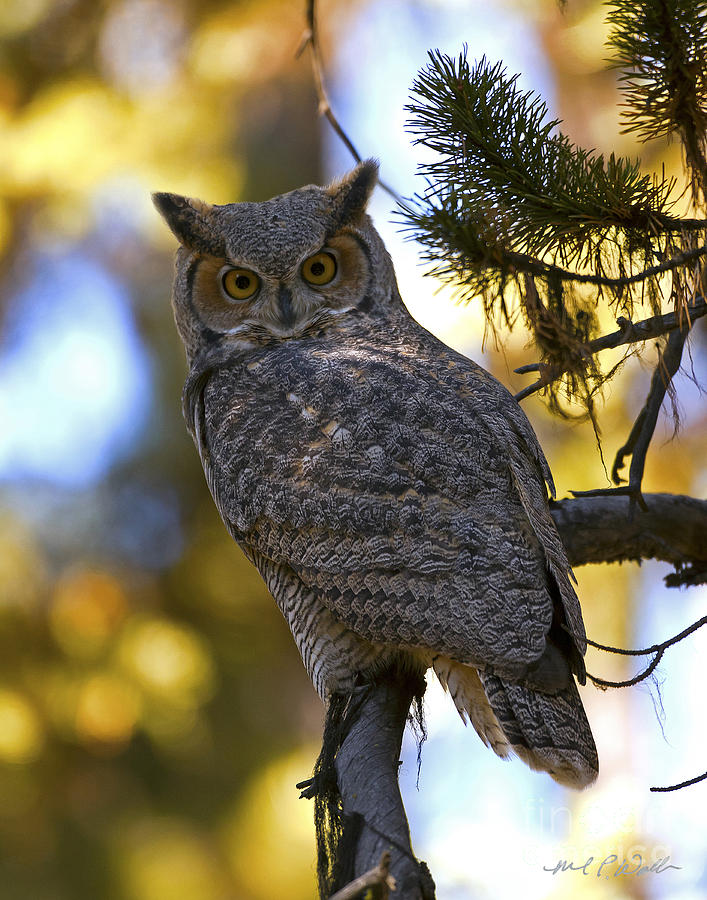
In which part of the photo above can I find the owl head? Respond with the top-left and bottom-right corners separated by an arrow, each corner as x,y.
153,160 -> 401,364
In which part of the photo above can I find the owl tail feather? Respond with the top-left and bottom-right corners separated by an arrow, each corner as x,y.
481,671 -> 599,789
433,657 -> 598,789
433,657 -> 511,758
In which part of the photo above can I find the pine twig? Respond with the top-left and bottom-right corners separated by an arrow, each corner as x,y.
651,770 -> 707,792
513,297 -> 705,402
298,0 -> 400,202
404,50 -> 707,273
504,242 -> 707,290
570,321 -> 692,505
583,613 -> 707,689
328,851 -> 395,900
607,0 -> 707,203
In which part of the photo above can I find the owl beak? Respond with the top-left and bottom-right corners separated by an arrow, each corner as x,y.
278,284 -> 295,328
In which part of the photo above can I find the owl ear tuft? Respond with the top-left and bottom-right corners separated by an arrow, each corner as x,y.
327,159 -> 379,226
152,192 -> 225,255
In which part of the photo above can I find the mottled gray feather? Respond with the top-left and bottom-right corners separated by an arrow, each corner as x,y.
157,162 -> 599,788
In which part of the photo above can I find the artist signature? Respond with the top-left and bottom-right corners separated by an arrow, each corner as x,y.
544,854 -> 681,878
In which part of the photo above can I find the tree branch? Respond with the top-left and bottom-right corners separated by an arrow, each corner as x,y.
298,0 -> 362,164
569,319 -> 692,507
514,298 -> 706,401
610,324 -> 690,488
328,851 -> 395,900
333,674 -> 435,900
300,669 -> 435,900
579,613 -> 707,690
298,0 -> 400,201
650,770 -> 707,792
552,490 -> 707,795
503,242 -> 707,289
549,492 -> 707,577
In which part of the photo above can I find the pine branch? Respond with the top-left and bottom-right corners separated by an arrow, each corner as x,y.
513,297 -> 706,400
607,0 -> 707,201
498,242 -> 707,292
404,52 -> 689,268
402,48 -> 707,410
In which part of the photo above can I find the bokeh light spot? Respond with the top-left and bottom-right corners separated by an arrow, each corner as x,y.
0,514 -> 47,612
51,568 -> 127,658
0,689 -> 44,764
117,819 -> 228,900
0,200 -> 11,255
0,253 -> 152,488
98,0 -> 186,96
118,618 -> 215,707
75,674 -> 140,746
0,0 -> 53,38
221,748 -> 317,900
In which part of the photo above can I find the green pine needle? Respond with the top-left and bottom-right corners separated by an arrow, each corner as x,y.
607,0 -> 707,198
404,51 -> 684,269
400,48 -> 707,413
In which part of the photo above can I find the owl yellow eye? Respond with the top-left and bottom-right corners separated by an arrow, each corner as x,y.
302,251 -> 337,286
221,268 -> 260,301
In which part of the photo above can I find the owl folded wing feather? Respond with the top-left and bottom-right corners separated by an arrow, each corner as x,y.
195,351 -> 585,687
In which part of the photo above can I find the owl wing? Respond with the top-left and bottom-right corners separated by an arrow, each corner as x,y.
188,330 -> 585,683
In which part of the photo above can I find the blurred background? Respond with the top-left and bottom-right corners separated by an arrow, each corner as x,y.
0,0 -> 705,898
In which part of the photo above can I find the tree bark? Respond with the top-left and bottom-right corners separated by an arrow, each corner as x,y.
332,673 -> 435,900
550,492 -> 707,574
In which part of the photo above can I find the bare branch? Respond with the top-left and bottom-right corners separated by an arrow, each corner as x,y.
553,495 -> 707,791
651,770 -> 707,793
514,298 -> 705,402
328,851 -> 395,900
587,615 -> 707,658
299,0 -> 400,202
300,0 -> 362,162
609,324 -> 690,489
502,242 -> 707,291
582,614 -> 707,689
569,321 -> 692,506
516,298 -> 706,376
549,492 -> 707,575
300,669 -> 435,899
333,674 -> 435,899
578,610 -> 707,792
588,648 -> 665,689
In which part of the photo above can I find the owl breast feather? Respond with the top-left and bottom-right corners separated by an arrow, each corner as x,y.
192,329 -> 586,682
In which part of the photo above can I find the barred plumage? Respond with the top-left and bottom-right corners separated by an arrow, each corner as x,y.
154,160 -> 598,788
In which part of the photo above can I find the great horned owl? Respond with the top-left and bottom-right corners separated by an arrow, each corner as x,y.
153,161 -> 598,788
